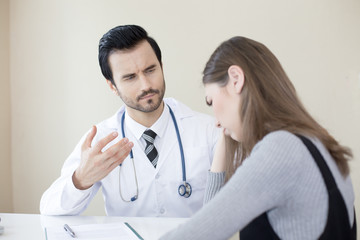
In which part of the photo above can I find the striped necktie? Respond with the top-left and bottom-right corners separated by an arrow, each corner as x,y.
142,129 -> 159,168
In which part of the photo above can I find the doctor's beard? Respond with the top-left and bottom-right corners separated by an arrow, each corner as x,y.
117,80 -> 166,113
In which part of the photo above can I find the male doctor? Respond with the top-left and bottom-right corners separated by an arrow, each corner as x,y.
40,25 -> 218,217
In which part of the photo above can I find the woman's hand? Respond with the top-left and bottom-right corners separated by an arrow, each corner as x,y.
211,130 -> 227,173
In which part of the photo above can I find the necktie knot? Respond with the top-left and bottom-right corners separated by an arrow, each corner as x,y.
142,129 -> 157,144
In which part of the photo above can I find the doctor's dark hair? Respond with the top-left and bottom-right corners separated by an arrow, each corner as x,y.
203,36 -> 352,181
98,25 -> 162,86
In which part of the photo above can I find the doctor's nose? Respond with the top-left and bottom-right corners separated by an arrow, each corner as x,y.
215,121 -> 221,128
139,74 -> 151,90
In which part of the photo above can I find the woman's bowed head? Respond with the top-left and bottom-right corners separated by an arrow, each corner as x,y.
160,36 -> 355,240
203,36 -> 352,181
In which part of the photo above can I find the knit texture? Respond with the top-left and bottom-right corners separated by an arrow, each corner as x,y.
160,130 -> 355,240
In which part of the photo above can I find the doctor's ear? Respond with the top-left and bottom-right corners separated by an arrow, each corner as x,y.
227,65 -> 245,94
106,80 -> 119,96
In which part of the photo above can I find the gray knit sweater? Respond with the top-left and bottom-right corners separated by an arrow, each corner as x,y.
160,130 -> 355,240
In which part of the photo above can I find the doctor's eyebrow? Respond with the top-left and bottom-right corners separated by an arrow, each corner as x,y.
143,64 -> 157,73
121,73 -> 136,80
121,64 -> 157,80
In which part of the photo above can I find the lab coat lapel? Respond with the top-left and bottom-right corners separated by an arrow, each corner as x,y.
155,103 -> 188,172
155,130 -> 178,171
133,142 -> 158,172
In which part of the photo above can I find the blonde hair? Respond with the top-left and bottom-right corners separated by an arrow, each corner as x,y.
203,36 -> 352,181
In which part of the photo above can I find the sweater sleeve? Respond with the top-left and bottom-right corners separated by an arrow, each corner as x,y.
160,131 -> 305,240
203,171 -> 225,204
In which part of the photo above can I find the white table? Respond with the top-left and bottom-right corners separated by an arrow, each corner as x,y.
0,213 -> 188,239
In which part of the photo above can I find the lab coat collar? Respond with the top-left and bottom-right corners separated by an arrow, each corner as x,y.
102,97 -> 196,133
101,97 -> 197,173
163,98 -> 194,120
124,104 -> 170,141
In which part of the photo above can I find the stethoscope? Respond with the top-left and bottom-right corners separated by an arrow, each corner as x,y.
118,104 -> 192,202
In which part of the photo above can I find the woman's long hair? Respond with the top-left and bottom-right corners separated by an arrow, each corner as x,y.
203,36 -> 352,181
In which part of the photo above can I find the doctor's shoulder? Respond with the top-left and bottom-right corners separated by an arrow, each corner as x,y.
166,98 -> 215,124
172,100 -> 218,141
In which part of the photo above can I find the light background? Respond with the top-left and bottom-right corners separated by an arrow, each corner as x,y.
1,0 -> 359,234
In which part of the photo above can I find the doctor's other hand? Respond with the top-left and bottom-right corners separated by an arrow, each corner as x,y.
73,125 -> 134,190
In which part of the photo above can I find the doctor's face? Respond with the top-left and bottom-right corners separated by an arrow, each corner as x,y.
107,40 -> 165,113
205,82 -> 242,142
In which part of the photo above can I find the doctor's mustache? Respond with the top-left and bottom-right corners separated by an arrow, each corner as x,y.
137,89 -> 160,101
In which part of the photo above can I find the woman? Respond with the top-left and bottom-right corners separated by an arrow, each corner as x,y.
160,37 -> 356,239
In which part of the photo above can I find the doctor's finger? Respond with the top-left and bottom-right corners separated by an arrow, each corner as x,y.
93,131 -> 119,153
103,138 -> 133,160
82,126 -> 97,151
107,142 -> 134,170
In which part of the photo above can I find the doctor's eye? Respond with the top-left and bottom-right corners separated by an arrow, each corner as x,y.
145,68 -> 155,74
124,74 -> 136,81
144,64 -> 157,75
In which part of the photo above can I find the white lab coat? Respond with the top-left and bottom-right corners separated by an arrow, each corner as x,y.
40,98 -> 219,217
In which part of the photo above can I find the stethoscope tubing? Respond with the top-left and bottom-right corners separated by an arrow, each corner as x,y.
168,106 -> 187,182
119,104 -> 191,201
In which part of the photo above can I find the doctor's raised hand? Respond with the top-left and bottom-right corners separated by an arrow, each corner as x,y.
72,125 -> 134,190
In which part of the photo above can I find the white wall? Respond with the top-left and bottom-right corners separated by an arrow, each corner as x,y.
6,0 -> 360,225
0,0 -> 13,213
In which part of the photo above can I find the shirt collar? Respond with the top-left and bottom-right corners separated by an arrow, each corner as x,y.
124,104 -> 170,140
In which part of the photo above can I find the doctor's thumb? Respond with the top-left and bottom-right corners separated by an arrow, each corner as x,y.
82,125 -> 97,150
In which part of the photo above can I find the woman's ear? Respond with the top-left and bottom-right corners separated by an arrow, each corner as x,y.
228,65 -> 245,94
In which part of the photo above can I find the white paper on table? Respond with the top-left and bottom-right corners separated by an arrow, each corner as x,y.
45,222 -> 143,240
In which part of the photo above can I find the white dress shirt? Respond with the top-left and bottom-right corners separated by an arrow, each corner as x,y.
40,98 -> 219,217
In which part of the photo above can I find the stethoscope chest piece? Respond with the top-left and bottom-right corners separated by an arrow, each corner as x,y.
178,182 -> 192,198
